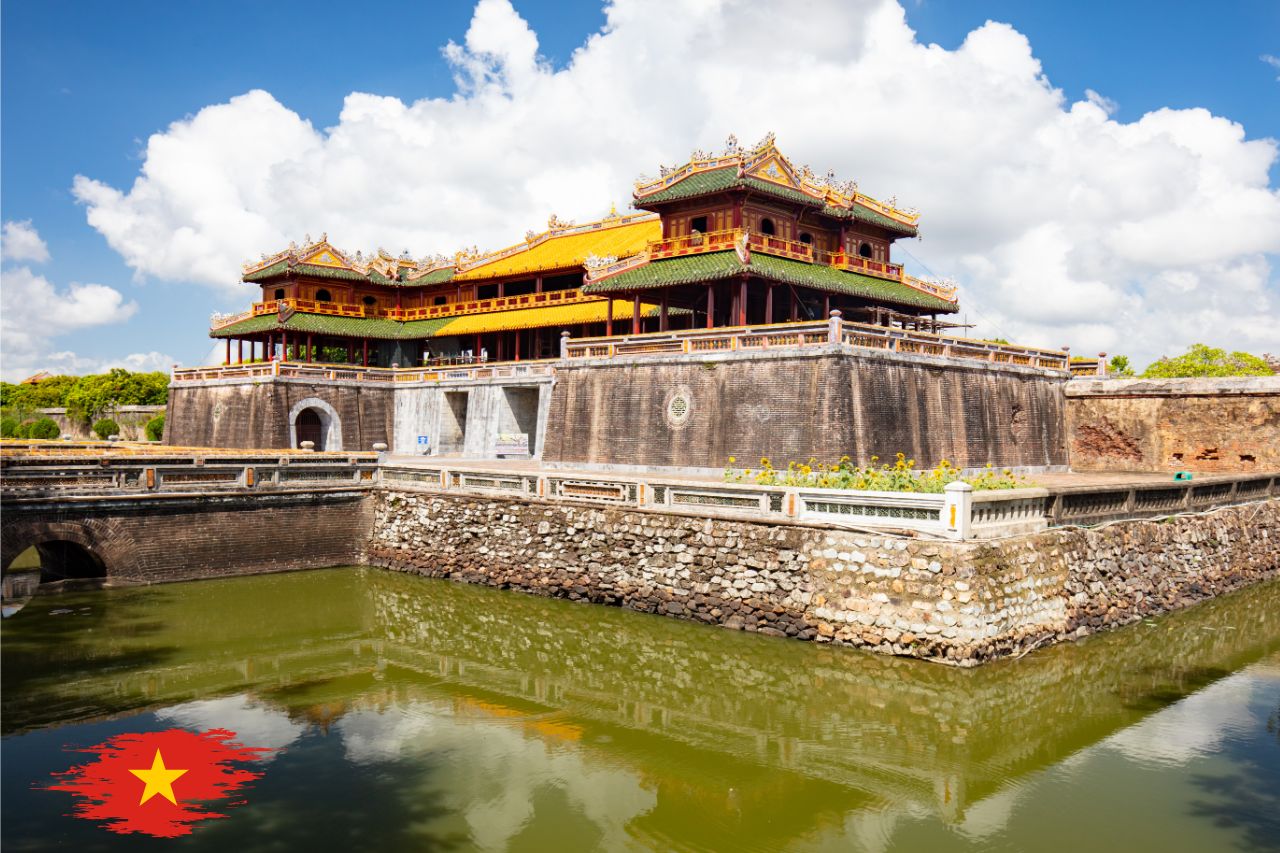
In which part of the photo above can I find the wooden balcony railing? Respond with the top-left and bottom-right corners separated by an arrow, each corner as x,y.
648,229 -> 741,260
211,290 -> 597,331
745,232 -> 815,262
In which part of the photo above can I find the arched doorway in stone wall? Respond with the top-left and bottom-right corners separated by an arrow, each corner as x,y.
288,398 -> 343,451
296,409 -> 325,450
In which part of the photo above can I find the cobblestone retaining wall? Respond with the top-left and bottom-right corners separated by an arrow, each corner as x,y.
367,489 -> 1280,664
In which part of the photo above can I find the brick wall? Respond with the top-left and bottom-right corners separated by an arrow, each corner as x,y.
1066,377 -> 1280,473
543,348 -> 1068,470
2,492 -> 371,583
166,381 -> 394,450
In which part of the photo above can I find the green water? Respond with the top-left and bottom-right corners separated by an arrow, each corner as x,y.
2,568 -> 1279,852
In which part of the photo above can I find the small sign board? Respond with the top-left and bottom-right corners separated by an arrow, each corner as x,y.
417,435 -> 430,454
495,432 -> 530,455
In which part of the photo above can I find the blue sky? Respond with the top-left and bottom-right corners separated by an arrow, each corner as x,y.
2,0 -> 1278,377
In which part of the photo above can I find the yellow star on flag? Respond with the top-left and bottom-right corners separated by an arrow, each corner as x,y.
128,749 -> 188,806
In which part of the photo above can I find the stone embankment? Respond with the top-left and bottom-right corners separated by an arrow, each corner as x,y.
366,489 -> 1280,665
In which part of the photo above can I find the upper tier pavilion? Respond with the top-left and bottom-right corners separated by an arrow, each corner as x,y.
212,136 -> 958,366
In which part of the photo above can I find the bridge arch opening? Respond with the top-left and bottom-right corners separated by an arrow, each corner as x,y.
4,541 -> 107,585
288,397 -> 343,451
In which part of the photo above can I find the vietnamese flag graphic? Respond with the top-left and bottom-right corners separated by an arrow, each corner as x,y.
45,728 -> 270,838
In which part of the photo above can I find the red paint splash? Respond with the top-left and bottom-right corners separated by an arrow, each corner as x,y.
45,728 -> 270,838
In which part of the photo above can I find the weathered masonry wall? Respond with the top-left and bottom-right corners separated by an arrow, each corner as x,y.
35,406 -> 164,441
2,492 -> 372,584
542,347 -> 1068,471
166,380 -> 394,451
366,488 -> 1280,665
1066,376 -> 1280,474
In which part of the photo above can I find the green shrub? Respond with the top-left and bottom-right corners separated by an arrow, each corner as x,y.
145,413 -> 165,442
28,418 -> 61,439
14,420 -> 35,438
92,418 -> 121,440
1142,344 -> 1272,378
0,416 -> 17,438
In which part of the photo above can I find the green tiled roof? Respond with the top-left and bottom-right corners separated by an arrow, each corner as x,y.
821,204 -> 917,236
243,261 -> 457,288
747,253 -> 951,310
292,263 -> 369,282
635,168 -> 741,205
211,312 -> 455,340
243,261 -> 290,282
636,167 -> 917,236
581,252 -> 746,293
582,251 -> 956,312
407,266 -> 455,286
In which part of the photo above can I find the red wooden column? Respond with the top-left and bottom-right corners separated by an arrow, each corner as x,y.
765,285 -> 774,324
632,294 -> 641,334
237,338 -> 244,364
362,338 -> 369,366
281,331 -> 288,361
474,334 -> 482,360
535,275 -> 543,294
706,285 -> 715,329
605,299 -> 613,336
738,279 -> 748,326
823,294 -> 831,319
306,334 -> 314,363
660,294 -> 669,332
513,330 -> 521,361
224,338 -> 231,365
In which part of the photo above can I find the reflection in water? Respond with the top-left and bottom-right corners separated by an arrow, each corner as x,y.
2,568 -> 1278,852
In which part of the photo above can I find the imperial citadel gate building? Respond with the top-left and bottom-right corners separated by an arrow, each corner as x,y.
170,138 -> 1071,469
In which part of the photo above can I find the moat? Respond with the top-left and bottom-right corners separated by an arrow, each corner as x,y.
3,568 -> 1279,852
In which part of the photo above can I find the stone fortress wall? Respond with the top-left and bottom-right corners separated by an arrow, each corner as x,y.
542,347 -> 1068,471
365,487 -> 1280,666
164,353 -> 1280,479
166,380 -> 394,450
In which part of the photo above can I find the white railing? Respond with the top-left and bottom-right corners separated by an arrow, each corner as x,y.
172,360 -> 557,385
564,315 -> 1071,371
378,463 -> 1053,540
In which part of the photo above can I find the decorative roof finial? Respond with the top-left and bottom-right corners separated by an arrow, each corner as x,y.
724,133 -> 739,155
320,232 -> 327,243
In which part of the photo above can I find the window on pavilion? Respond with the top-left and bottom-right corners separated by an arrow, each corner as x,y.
760,218 -> 776,236
316,289 -> 332,302
858,243 -> 873,258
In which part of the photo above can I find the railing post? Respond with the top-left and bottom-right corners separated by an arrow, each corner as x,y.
828,309 -> 842,344
944,481 -> 973,540
560,330 -> 570,359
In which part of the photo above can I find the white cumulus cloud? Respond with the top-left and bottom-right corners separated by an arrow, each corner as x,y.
0,233 -> 175,381
70,0 -> 1280,364
2,220 -> 51,263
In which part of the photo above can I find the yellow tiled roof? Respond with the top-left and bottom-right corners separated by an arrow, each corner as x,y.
454,217 -> 660,281
440,299 -> 658,335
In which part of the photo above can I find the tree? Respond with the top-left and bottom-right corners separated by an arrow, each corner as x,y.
145,413 -> 165,442
29,418 -> 61,439
64,369 -> 169,424
0,416 -> 18,437
1108,355 -> 1135,377
92,418 -> 121,440
1142,344 -> 1273,378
